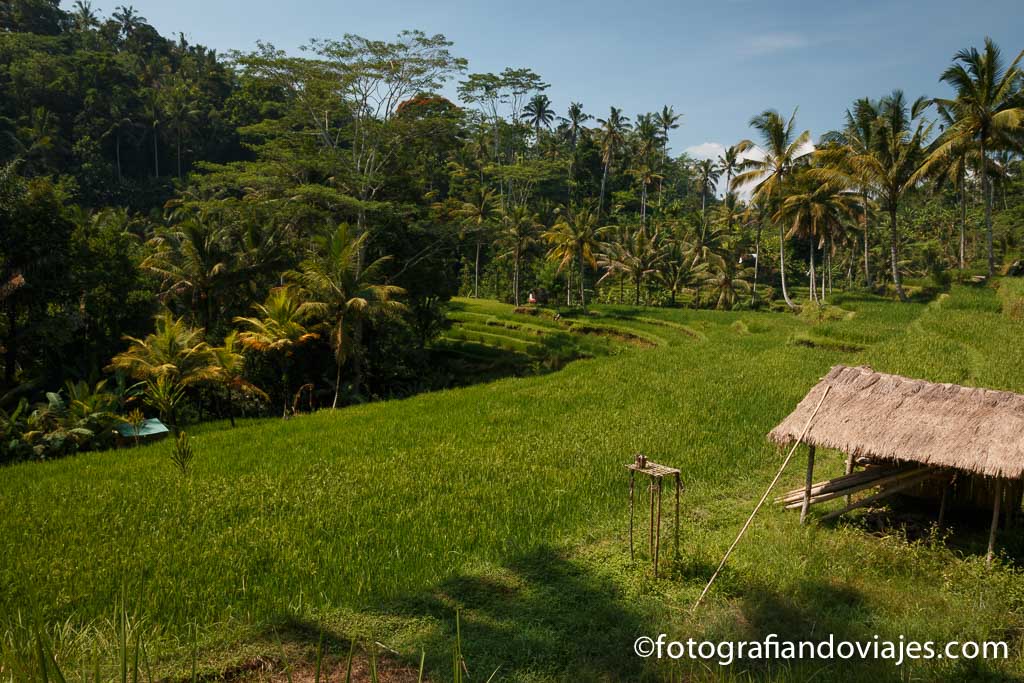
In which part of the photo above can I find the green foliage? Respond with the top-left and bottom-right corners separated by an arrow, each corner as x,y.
169,431 -> 195,477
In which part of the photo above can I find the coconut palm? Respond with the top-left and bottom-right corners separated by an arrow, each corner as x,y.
821,98 -> 882,285
816,91 -> 931,301
717,142 -> 753,232
774,170 -> 859,303
455,186 -> 500,298
703,250 -> 752,310
291,224 -> 405,408
599,224 -> 664,306
560,102 -> 591,201
695,158 -> 722,225
656,106 -> 682,207
523,93 -> 555,146
658,235 -> 704,306
234,287 -> 318,417
596,107 -> 631,215
734,109 -> 813,308
108,312 -> 217,387
499,206 -> 541,306
543,203 -> 605,310
927,39 -> 1024,276
210,331 -> 267,427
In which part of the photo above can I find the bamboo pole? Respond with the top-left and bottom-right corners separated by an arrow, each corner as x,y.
775,467 -> 892,503
654,478 -> 663,577
674,472 -> 681,558
818,471 -> 942,521
800,445 -> 816,524
692,385 -> 831,612
628,470 -> 635,561
782,471 -> 937,507
845,453 -> 855,507
938,478 -> 950,528
648,479 -> 655,556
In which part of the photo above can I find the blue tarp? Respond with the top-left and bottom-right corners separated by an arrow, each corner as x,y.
115,418 -> 170,438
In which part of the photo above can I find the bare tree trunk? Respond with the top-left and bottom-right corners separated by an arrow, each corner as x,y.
959,164 -> 966,271
751,221 -> 762,305
153,127 -> 159,177
579,246 -> 587,311
332,356 -> 342,409
474,240 -> 481,298
598,161 -> 609,216
809,240 -> 817,303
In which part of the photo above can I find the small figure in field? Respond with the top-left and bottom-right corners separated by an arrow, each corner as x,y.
527,291 -> 537,305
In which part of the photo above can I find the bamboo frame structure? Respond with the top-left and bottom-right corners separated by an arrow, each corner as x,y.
626,454 -> 682,577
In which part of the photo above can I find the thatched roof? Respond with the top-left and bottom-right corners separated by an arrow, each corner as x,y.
768,365 -> 1024,479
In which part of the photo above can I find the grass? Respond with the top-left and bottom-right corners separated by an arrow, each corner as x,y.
2,286 -> 1024,680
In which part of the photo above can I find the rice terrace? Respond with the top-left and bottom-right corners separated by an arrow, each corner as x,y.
2,2 -> 1024,681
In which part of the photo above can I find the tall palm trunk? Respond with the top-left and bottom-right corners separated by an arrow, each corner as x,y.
513,247 -> 521,306
778,223 -> 795,309
981,138 -> 994,277
809,240 -> 817,303
959,164 -> 967,270
751,221 -> 762,304
153,127 -> 159,177
889,205 -> 908,302
578,246 -> 587,311
474,240 -> 482,298
598,160 -> 609,216
115,133 -> 123,184
862,187 -> 871,286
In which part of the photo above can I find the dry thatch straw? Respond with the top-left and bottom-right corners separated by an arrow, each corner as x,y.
769,365 -> 1024,479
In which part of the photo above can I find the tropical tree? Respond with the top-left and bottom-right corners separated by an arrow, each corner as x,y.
717,142 -> 752,231
210,331 -> 267,427
821,98 -> 881,284
523,93 -> 555,145
596,107 -> 631,215
656,105 -> 682,207
560,102 -> 591,201
703,250 -> 752,310
774,170 -> 859,303
107,312 -> 217,387
292,224 -> 406,408
817,91 -> 931,301
734,109 -> 813,308
599,224 -> 664,306
455,186 -> 500,298
499,206 -> 540,306
234,287 -> 318,417
695,158 -> 722,225
543,203 -> 604,310
927,38 -> 1024,276
658,235 -> 704,306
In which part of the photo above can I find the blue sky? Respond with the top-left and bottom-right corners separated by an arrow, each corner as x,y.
84,0 -> 1022,160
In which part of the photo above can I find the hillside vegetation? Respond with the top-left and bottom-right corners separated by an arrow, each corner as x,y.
3,284 -> 1024,681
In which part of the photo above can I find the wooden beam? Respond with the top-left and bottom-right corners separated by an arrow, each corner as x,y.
800,445 -> 816,524
818,472 -> 943,522
988,478 -> 1003,566
776,467 -> 896,504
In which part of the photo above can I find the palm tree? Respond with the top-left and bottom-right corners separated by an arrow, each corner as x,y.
234,287 -> 318,417
599,224 -> 664,306
695,158 -> 722,226
108,312 -> 217,387
499,206 -> 540,306
774,170 -> 859,303
455,187 -> 499,298
928,39 -> 1024,276
734,109 -> 813,309
656,106 -> 682,207
817,91 -> 931,301
560,102 -> 591,201
523,94 -> 555,147
821,98 -> 881,285
291,224 -> 405,408
717,142 -> 752,232
211,331 -> 267,427
596,107 -> 631,215
543,203 -> 604,310
658,235 -> 704,306
703,250 -> 753,310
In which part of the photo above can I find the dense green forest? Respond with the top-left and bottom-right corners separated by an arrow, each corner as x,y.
1,1 -> 1022,462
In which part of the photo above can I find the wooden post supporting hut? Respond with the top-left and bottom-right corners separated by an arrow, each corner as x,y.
625,454 -> 682,577
768,365 -> 1024,564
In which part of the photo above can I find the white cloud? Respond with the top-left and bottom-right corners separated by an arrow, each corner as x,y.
746,32 -> 810,56
684,142 -> 726,160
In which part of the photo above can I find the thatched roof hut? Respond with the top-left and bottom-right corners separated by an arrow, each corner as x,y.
769,365 -> 1024,479
769,365 -> 1024,562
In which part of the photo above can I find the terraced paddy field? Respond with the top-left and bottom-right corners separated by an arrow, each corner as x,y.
3,285 -> 1024,681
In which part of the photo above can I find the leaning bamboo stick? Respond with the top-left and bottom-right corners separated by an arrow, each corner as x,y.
692,385 -> 831,612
